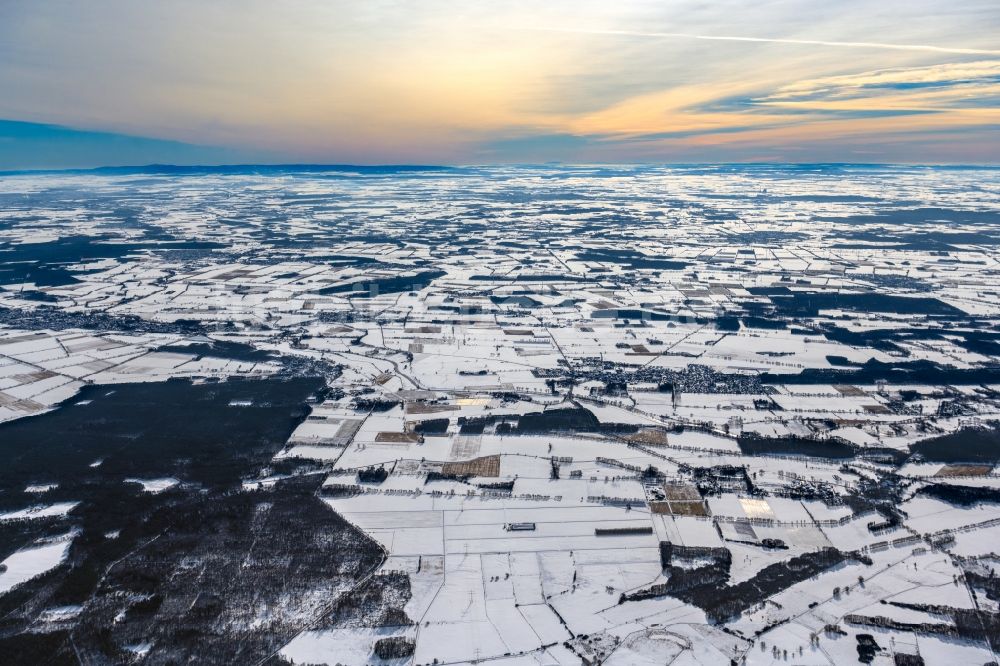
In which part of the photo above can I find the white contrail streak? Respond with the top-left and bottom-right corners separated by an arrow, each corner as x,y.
522,27 -> 1000,56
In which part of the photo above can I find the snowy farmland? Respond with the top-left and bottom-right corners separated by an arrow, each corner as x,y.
0,164 -> 998,664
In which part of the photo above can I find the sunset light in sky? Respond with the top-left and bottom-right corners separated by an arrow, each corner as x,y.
1,0 -> 998,167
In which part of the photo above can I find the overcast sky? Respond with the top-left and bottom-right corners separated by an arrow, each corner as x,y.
1,0 -> 998,167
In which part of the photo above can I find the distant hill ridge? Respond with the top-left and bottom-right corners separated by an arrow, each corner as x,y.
0,163 -> 457,177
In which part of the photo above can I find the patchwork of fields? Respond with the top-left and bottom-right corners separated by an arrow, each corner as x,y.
0,164 -> 999,664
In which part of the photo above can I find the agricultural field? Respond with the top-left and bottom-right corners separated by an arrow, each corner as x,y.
0,164 -> 998,664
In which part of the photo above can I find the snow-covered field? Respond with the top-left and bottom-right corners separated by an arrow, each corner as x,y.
1,165 -> 998,664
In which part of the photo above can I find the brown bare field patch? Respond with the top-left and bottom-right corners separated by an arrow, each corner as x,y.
626,429 -> 670,446
441,455 -> 500,477
663,482 -> 701,501
834,385 -> 866,397
12,370 -> 58,383
375,432 -> 421,443
935,464 -> 993,477
667,501 -> 709,517
649,501 -> 671,514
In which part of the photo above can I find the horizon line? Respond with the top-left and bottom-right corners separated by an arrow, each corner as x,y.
2,161 -> 1000,177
